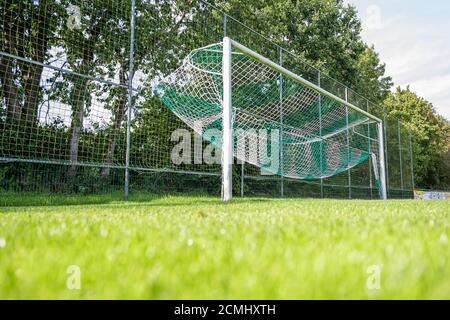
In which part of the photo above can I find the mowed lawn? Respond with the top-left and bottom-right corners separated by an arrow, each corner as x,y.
0,195 -> 449,299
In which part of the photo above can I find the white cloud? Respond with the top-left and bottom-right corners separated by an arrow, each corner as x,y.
347,1 -> 450,120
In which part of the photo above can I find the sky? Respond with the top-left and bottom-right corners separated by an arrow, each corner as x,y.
344,0 -> 450,120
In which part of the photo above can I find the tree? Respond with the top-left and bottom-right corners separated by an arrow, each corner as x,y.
384,87 -> 450,189
216,1 -> 358,81
356,45 -> 392,105
53,1 -> 120,179
210,0 -> 392,110
0,0 -> 61,123
100,0 -> 198,178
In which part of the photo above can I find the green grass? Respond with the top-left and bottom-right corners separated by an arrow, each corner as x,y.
0,195 -> 449,299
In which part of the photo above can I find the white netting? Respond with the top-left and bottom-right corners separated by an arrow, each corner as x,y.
155,42 -> 381,183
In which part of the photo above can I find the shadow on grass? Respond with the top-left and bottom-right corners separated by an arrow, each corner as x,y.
0,191 -> 272,208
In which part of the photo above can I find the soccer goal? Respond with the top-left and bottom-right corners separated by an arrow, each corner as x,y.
155,37 -> 387,201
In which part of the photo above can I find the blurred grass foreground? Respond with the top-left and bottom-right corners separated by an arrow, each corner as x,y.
0,195 -> 449,299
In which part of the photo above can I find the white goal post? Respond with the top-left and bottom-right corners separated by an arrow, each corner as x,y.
221,36 -> 387,201
221,37 -> 233,201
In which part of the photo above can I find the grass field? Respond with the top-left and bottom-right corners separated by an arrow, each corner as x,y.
0,194 -> 449,299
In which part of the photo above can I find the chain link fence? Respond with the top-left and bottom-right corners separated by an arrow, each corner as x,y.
0,0 -> 414,206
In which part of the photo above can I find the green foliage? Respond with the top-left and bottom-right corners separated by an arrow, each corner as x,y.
0,0 -> 63,123
384,87 -> 450,189
356,46 -> 392,103
217,0 -> 391,99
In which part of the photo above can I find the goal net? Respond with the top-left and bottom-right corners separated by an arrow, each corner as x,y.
154,38 -> 387,200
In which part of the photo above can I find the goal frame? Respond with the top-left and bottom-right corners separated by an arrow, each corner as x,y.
221,36 -> 387,201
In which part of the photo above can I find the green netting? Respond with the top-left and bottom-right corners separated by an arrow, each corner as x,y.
154,42 -> 380,184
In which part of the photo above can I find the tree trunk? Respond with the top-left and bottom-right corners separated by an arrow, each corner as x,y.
66,16 -> 103,180
101,64 -> 130,179
0,3 -> 21,121
101,94 -> 127,179
21,63 -> 44,124
20,0 -> 51,124
0,56 -> 21,120
0,0 -> 51,123
67,70 -> 91,180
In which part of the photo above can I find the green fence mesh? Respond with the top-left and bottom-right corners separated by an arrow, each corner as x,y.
0,0 -> 414,206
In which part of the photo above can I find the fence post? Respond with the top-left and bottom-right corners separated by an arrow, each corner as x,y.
241,161 -> 244,197
383,107 -> 389,198
409,128 -> 415,196
367,100 -> 373,199
279,46 -> 284,197
318,71 -> 324,198
124,0 -> 136,201
345,88 -> 351,199
397,119 -> 404,197
223,13 -> 227,37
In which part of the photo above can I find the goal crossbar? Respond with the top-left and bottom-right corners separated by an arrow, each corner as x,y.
229,39 -> 382,123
